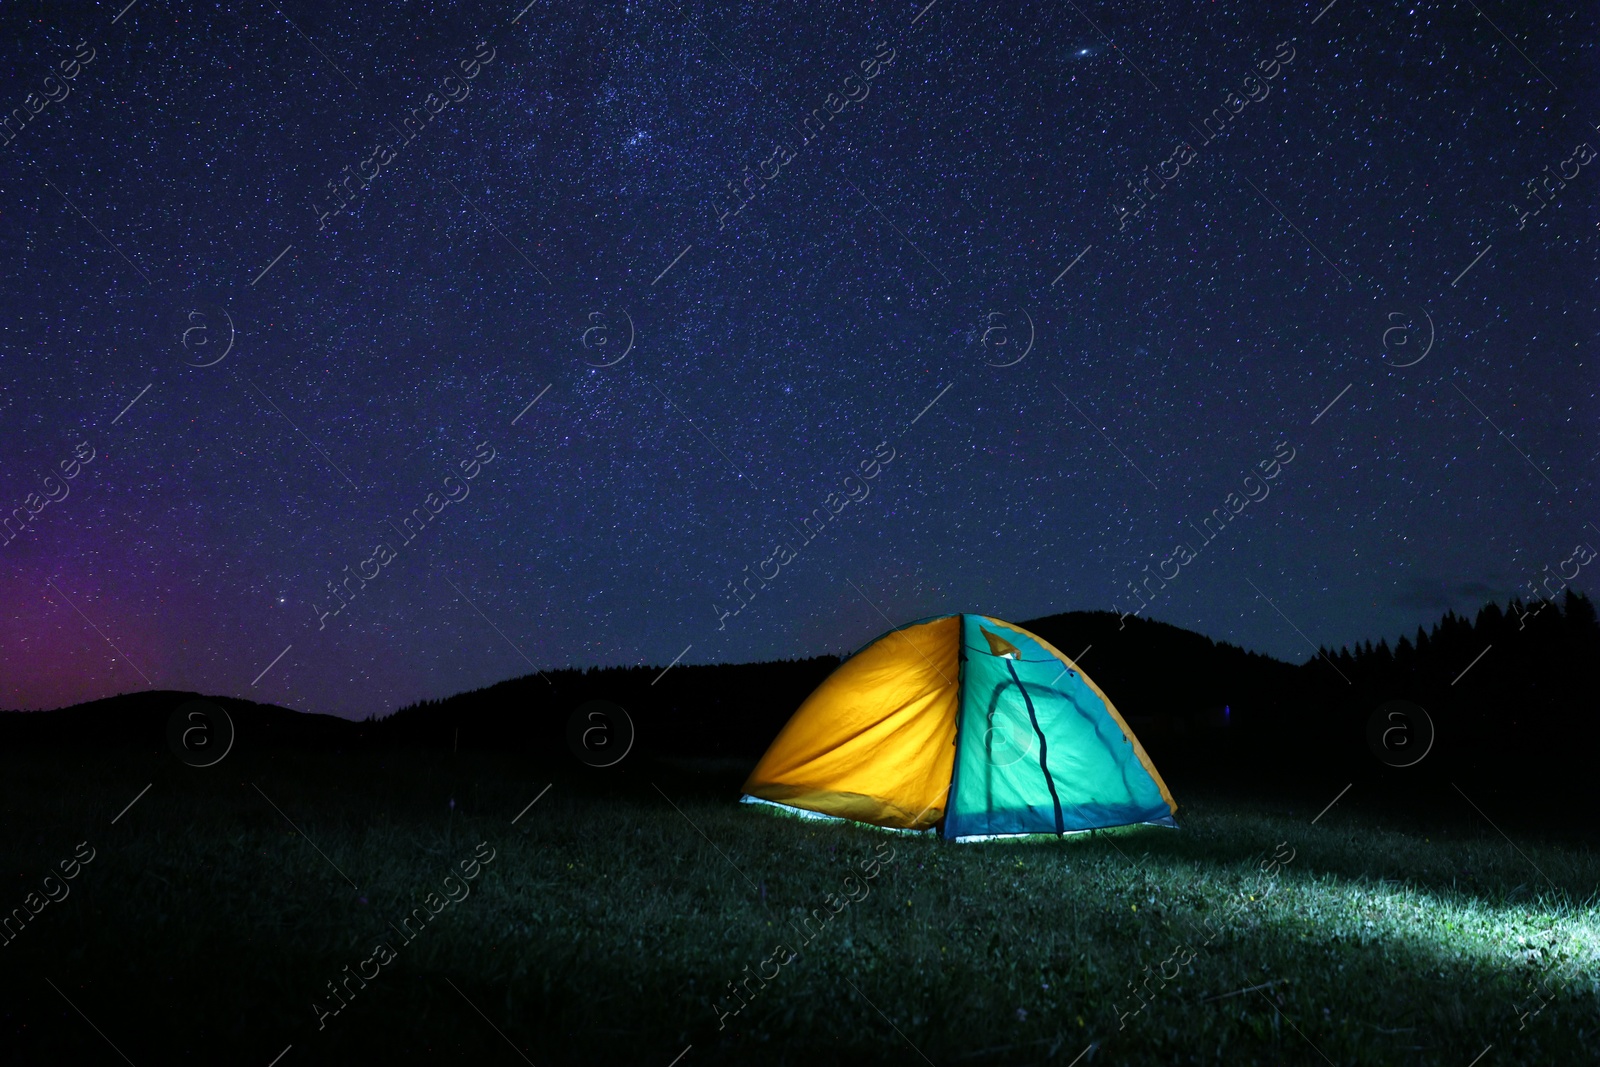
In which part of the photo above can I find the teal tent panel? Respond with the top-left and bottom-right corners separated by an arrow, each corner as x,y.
945,615 -> 1172,838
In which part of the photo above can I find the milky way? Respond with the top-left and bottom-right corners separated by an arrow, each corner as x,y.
0,0 -> 1594,718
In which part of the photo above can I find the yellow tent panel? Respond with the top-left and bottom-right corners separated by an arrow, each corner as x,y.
742,615 -> 960,829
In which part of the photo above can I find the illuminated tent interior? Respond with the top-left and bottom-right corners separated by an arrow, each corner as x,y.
741,614 -> 1178,841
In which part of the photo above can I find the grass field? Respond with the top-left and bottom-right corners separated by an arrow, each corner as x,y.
1,748 -> 1596,1065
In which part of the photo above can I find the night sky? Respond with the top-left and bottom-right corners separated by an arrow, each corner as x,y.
0,0 -> 1595,720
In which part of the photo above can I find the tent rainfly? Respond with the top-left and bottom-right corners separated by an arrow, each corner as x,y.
741,614 -> 1177,841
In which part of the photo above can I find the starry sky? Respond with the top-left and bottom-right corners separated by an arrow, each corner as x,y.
0,0 -> 1595,719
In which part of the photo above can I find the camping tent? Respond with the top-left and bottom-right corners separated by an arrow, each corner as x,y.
741,614 -> 1177,841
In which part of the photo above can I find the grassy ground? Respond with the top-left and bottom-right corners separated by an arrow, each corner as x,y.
0,748 -> 1596,1065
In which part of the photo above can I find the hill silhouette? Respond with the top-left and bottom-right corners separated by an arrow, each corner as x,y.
0,611 -> 1294,756
4,599 -> 1594,828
